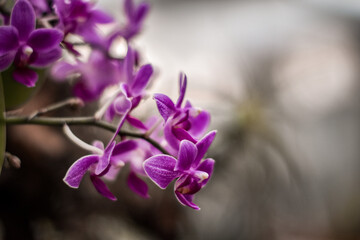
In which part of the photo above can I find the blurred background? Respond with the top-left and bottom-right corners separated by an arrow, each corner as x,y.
1,0 -> 360,239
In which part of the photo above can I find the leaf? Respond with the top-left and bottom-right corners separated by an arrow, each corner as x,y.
2,66 -> 46,110
0,74 -> 6,174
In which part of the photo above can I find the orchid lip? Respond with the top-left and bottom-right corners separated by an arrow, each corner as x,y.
177,186 -> 191,194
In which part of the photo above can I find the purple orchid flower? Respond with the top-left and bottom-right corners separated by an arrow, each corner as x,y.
154,73 -> 211,150
54,0 -> 113,41
63,106 -> 138,201
103,47 -> 153,130
0,0 -> 63,87
52,49 -> 122,101
143,130 -> 216,210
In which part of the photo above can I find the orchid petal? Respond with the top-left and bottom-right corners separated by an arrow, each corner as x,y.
51,61 -> 77,81
27,29 -> 63,52
172,127 -> 197,143
90,175 -> 117,201
0,26 -> 19,54
0,51 -> 16,71
131,64 -> 153,96
126,115 -> 148,130
188,110 -> 211,137
90,9 -> 113,24
12,67 -> 38,87
124,0 -> 134,20
30,46 -> 62,67
112,140 -> 137,157
102,165 -> 121,181
194,130 -> 216,166
11,0 -> 36,41
63,155 -> 99,188
153,93 -> 176,122
175,73 -> 187,108
135,3 -> 150,23
95,141 -> 115,175
175,191 -> 199,210
164,121 -> 180,150
196,158 -> 215,186
143,154 -> 179,189
113,95 -> 132,114
175,140 -> 197,172
127,171 -> 149,198
124,46 -> 135,82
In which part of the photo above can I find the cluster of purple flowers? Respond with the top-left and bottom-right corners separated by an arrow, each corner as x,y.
0,0 -> 216,210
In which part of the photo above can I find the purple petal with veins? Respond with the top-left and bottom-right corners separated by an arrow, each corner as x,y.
143,155 -> 179,189
63,155 -> 99,188
175,140 -> 197,172
153,93 -> 176,122
11,0 -> 35,41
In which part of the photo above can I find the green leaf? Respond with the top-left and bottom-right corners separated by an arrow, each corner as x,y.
0,74 -> 6,174
2,66 -> 46,110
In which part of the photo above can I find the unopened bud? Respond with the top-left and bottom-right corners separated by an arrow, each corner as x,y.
5,152 -> 21,169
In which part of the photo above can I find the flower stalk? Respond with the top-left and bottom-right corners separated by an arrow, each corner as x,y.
3,115 -> 170,155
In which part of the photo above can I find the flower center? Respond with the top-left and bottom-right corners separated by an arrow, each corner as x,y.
193,170 -> 209,182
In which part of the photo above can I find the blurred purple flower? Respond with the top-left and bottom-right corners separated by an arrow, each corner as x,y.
112,0 -> 150,40
54,0 -> 113,41
143,131 -> 216,210
154,73 -> 211,150
0,0 -> 63,87
52,50 -> 122,101
23,0 -> 50,16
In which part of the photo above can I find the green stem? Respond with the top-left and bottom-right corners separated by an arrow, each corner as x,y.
4,116 -> 169,155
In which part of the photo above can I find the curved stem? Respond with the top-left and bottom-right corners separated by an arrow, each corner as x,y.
3,116 -> 169,155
